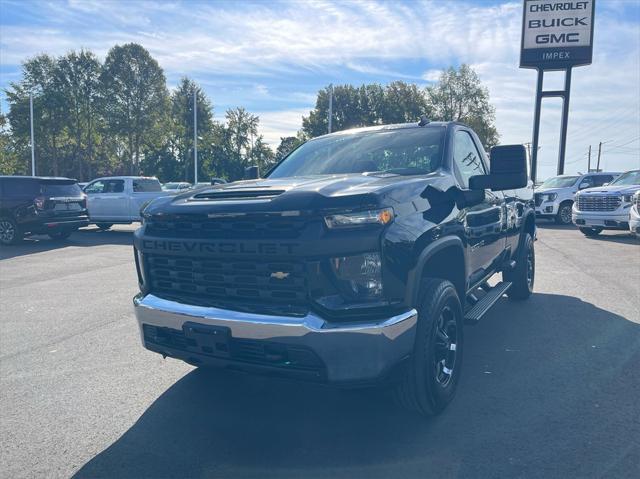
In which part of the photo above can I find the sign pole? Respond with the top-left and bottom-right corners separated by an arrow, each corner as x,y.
557,68 -> 572,175
193,89 -> 198,185
328,84 -> 333,134
530,69 -> 544,183
30,93 -> 35,176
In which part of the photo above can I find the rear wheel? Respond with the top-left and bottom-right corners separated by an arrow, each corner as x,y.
0,217 -> 21,245
503,233 -> 535,300
48,230 -> 72,240
394,278 -> 463,416
579,226 -> 602,237
555,202 -> 573,225
96,223 -> 113,231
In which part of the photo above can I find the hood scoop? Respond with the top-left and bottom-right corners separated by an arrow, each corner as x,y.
191,189 -> 285,201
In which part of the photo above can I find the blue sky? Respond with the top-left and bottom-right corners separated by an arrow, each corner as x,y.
1,0 -> 639,180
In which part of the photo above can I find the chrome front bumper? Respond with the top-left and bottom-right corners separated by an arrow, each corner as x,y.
134,294 -> 418,383
572,209 -> 630,229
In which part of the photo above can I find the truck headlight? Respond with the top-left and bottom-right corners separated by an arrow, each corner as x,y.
622,193 -> 635,203
324,208 -> 394,229
544,193 -> 557,201
331,252 -> 383,299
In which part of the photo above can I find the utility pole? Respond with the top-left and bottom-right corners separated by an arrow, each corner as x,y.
587,145 -> 591,172
596,141 -> 602,172
29,93 -> 35,176
327,84 -> 333,134
193,89 -> 198,184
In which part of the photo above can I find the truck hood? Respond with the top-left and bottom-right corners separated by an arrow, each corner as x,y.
578,185 -> 640,195
143,173 -> 453,217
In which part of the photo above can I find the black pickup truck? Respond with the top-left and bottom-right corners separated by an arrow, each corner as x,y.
133,120 -> 535,415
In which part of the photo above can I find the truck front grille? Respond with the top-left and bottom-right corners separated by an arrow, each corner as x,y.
145,215 -> 306,239
576,195 -> 621,212
146,254 -> 307,304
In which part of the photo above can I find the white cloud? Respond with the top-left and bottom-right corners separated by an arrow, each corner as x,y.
253,109 -> 310,147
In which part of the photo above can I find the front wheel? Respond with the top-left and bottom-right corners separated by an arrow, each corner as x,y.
579,227 -> 602,237
555,202 -> 573,225
394,278 -> 463,416
0,217 -> 22,245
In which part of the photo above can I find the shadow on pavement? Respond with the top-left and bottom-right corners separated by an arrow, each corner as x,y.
73,293 -> 640,478
0,226 -> 135,260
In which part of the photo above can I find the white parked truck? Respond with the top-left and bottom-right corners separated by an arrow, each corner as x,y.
534,172 -> 620,225
572,169 -> 640,236
83,176 -> 172,230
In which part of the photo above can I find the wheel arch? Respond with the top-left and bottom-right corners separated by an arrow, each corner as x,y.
406,235 -> 466,307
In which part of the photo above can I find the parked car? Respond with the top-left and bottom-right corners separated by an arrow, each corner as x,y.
83,176 -> 171,230
162,182 -> 191,192
534,172 -> 620,225
572,169 -> 640,236
133,120 -> 534,416
0,176 -> 89,245
191,178 -> 227,189
629,191 -> 640,238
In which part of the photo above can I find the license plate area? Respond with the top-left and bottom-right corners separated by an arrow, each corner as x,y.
183,322 -> 231,357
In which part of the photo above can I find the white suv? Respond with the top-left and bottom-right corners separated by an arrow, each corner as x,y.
535,172 -> 619,225
572,169 -> 640,237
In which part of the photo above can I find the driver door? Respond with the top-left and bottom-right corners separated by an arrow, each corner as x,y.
453,129 -> 506,286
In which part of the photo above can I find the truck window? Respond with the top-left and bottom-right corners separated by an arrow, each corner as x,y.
268,128 -> 444,178
133,179 -> 162,192
104,180 -> 125,193
593,175 -> 613,187
453,131 -> 486,188
85,181 -> 105,194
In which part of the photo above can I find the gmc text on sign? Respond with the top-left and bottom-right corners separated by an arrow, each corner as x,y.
520,0 -> 595,69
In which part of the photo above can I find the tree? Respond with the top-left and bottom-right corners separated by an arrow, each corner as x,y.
169,77 -> 215,182
301,81 -> 431,139
0,113 -> 24,175
101,43 -> 169,174
54,50 -> 103,178
275,136 -> 303,161
426,64 -> 499,148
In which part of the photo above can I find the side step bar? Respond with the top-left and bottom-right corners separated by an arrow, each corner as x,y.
464,281 -> 512,324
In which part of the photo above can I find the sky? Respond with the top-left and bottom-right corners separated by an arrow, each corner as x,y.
0,0 -> 639,180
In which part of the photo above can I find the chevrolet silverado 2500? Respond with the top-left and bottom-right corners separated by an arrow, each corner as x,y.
133,120 -> 535,415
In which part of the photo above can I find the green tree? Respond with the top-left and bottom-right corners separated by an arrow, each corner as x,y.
5,54 -> 66,176
101,43 -> 169,175
275,136 -> 304,161
54,50 -> 103,179
0,113 -> 25,175
426,64 -> 499,148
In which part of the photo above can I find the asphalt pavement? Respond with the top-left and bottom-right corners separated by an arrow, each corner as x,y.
1,223 -> 639,478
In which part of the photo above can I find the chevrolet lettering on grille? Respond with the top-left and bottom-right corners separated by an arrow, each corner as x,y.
141,239 -> 299,255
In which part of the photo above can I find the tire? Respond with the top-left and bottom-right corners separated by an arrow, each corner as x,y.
0,217 -> 22,245
48,230 -> 72,240
394,278 -> 464,416
579,227 -> 602,237
96,223 -> 113,231
503,232 -> 535,300
555,202 -> 573,225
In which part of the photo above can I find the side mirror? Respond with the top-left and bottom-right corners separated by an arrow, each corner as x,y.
244,165 -> 260,180
469,145 -> 527,191
602,182 -> 609,187
578,182 -> 591,190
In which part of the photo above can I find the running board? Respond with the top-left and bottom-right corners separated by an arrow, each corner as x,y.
464,281 -> 512,324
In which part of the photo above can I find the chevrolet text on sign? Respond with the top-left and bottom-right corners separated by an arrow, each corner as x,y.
520,0 -> 595,69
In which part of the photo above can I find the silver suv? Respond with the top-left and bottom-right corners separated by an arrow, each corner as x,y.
535,172 -> 619,225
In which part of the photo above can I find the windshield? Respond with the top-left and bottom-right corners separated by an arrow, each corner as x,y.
610,170 -> 640,186
268,127 -> 445,178
540,176 -> 579,188
39,181 -> 82,196
163,183 -> 181,190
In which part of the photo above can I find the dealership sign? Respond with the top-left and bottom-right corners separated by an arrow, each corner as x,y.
520,0 -> 595,69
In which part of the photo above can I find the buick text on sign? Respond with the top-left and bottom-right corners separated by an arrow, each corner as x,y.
520,0 -> 595,69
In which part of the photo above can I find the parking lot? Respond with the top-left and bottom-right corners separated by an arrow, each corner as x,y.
1,223 -> 639,479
